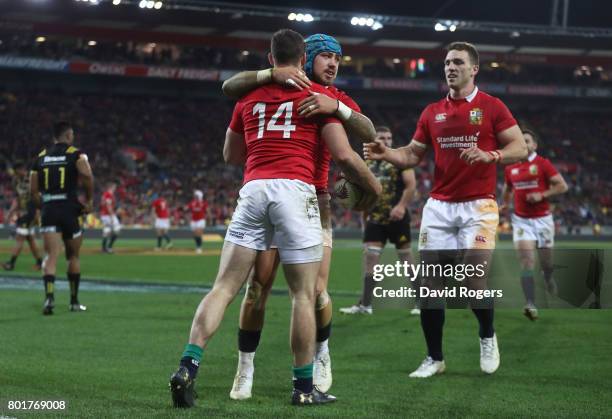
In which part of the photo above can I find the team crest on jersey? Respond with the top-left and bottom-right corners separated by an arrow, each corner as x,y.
435,113 -> 447,123
469,108 -> 483,125
511,168 -> 519,175
529,164 -> 538,175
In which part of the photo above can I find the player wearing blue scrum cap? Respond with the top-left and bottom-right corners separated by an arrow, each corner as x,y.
222,31 -> 378,401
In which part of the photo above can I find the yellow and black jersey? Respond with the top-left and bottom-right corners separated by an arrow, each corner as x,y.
365,160 -> 410,225
12,174 -> 31,212
31,143 -> 84,205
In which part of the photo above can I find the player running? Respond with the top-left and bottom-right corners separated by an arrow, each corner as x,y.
100,181 -> 120,254
501,129 -> 568,320
186,190 -> 208,254
365,42 -> 527,378
222,33 -> 377,398
340,126 -> 417,315
30,121 -> 94,315
152,193 -> 172,250
3,161 -> 43,271
169,29 -> 381,408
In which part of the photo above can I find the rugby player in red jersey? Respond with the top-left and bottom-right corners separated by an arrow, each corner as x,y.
169,29 -> 381,408
186,190 -> 208,254
365,42 -> 528,378
100,182 -> 120,253
152,194 -> 172,250
222,33 -> 376,399
502,129 -> 568,320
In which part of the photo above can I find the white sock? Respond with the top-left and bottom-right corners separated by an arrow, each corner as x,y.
316,339 -> 329,356
238,351 -> 255,375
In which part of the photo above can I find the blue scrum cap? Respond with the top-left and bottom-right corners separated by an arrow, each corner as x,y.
304,34 -> 342,77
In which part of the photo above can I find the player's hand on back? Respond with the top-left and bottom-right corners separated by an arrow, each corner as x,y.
271,67 -> 311,90
389,204 -> 405,221
363,139 -> 387,161
298,92 -> 338,117
459,146 -> 494,165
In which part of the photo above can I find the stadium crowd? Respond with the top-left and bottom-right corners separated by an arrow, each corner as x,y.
1,35 -> 610,86
1,89 -> 609,231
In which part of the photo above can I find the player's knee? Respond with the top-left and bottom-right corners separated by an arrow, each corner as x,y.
315,289 -> 330,310
245,279 -> 265,306
364,245 -> 383,272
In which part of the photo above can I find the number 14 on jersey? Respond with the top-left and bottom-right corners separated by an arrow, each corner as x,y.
253,101 -> 297,139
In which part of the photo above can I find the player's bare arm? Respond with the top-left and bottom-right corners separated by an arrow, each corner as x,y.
76,154 -> 94,213
297,92 -> 376,142
6,199 -> 17,222
460,125 -> 528,165
500,183 -> 513,213
222,67 -> 311,99
223,128 -> 247,166
526,174 -> 568,203
322,123 -> 382,207
364,139 -> 426,169
390,169 -> 416,221
29,170 -> 40,208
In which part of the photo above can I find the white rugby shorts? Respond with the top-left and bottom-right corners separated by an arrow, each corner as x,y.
155,218 -> 170,230
418,198 -> 498,250
101,215 -> 121,234
190,219 -> 206,231
511,213 -> 554,248
225,179 -> 323,264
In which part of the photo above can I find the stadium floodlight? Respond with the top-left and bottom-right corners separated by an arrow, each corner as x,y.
288,12 -> 296,20
434,22 -> 447,31
303,13 -> 314,22
154,1 -> 162,9
392,58 -> 400,64
89,0 -> 99,4
366,18 -> 374,26
490,62 -> 500,68
112,0 -> 121,4
88,40 -> 97,46
138,0 -> 146,7
449,24 -> 457,32
296,13 -> 304,21
35,36 -> 46,43
372,21 -> 383,30
358,17 -> 367,26
146,0 -> 154,8
350,17 -> 359,25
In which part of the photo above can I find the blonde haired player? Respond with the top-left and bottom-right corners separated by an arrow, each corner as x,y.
502,129 -> 568,320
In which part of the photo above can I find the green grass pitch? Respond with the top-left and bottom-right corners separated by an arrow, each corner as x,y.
1,238 -> 611,418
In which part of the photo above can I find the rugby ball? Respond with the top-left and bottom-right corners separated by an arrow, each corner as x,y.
333,178 -> 363,209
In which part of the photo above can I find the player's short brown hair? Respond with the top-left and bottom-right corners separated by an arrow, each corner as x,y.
375,126 -> 391,133
271,29 -> 305,65
446,42 -> 479,66
522,128 -> 540,143
53,121 -> 72,139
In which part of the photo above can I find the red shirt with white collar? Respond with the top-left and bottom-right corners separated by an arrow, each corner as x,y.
413,87 -> 517,202
505,153 -> 559,218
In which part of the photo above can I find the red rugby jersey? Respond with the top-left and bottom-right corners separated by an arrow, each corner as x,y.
312,86 -> 362,193
152,197 -> 170,218
413,87 -> 517,202
187,199 -> 208,221
505,153 -> 559,218
100,190 -> 115,216
229,81 -> 339,185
